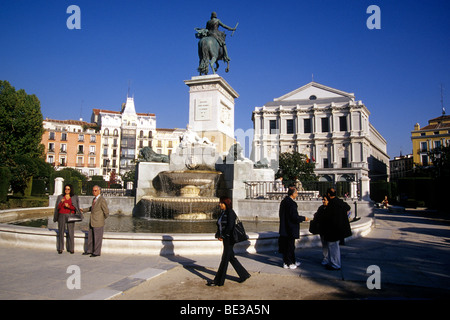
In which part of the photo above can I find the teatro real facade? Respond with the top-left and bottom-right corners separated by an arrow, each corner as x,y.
251,82 -> 389,199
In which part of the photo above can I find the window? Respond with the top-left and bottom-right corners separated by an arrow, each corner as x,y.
61,132 -> 67,141
323,158 -> 329,168
339,116 -> 347,132
48,143 -> 55,152
304,119 -> 312,133
78,134 -> 84,142
60,157 -> 66,166
89,146 -> 96,154
309,95 -> 317,100
269,120 -> 277,134
421,155 -> 428,166
60,144 -> 67,153
321,117 -> 329,133
78,145 -> 84,154
286,119 -> 294,134
49,132 -> 55,140
420,142 -> 427,152
434,141 -> 441,149
90,135 -> 96,143
342,158 -> 348,168
47,155 -> 54,164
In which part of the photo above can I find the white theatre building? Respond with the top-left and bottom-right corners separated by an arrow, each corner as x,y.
251,82 -> 389,199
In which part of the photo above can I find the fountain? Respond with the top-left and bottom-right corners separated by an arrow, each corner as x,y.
141,169 -> 222,220
137,124 -> 224,220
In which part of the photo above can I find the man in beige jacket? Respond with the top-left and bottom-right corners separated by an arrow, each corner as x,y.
82,185 -> 109,257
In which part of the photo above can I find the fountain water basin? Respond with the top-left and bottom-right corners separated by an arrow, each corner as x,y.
142,169 -> 222,220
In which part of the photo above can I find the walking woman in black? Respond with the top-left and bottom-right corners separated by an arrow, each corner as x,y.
207,196 -> 251,286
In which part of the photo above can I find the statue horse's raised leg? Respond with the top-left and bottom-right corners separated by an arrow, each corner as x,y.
209,56 -> 217,74
225,60 -> 230,73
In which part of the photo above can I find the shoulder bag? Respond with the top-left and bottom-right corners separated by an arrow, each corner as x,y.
233,216 -> 249,243
67,208 -> 83,223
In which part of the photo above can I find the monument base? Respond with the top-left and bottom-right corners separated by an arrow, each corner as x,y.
185,74 -> 239,155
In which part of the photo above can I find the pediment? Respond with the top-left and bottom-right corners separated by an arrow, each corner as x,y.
274,82 -> 355,102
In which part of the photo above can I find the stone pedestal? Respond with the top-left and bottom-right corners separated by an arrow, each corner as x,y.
184,74 -> 239,154
135,162 -> 170,204
54,177 -> 64,196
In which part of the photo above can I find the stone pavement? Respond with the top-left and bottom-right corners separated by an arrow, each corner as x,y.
0,208 -> 449,300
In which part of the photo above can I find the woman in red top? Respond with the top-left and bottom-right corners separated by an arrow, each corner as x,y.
53,184 -> 82,254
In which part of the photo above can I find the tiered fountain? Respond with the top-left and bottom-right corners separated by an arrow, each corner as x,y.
138,125 -> 224,220
142,168 -> 221,220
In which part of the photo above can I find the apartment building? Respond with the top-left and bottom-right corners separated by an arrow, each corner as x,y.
411,114 -> 450,166
153,128 -> 185,156
41,119 -> 101,177
91,96 -> 156,177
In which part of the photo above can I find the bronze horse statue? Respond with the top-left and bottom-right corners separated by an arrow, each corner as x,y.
196,28 -> 229,75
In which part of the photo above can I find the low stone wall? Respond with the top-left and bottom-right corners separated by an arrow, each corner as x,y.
236,199 -> 373,221
48,196 -> 135,215
0,217 -> 373,255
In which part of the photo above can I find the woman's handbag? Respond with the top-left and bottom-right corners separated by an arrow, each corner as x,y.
67,209 -> 83,223
308,219 -> 320,235
233,216 -> 248,243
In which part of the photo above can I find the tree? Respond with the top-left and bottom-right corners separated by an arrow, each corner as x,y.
277,151 -> 317,184
0,81 -> 45,195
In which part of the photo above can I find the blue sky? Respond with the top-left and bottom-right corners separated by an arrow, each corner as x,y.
1,0 -> 449,159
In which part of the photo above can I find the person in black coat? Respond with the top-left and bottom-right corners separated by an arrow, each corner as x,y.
278,187 -> 309,269
320,188 -> 352,270
311,196 -> 330,265
207,196 -> 251,286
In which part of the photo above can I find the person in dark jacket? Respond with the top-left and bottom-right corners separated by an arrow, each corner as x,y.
320,188 -> 352,270
311,196 -> 330,266
207,196 -> 251,286
278,187 -> 309,269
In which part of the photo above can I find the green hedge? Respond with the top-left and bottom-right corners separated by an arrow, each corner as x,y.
31,178 -> 46,196
0,167 -> 11,203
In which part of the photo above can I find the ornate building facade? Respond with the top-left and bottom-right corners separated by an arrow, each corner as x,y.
251,82 -> 389,198
91,96 -> 156,176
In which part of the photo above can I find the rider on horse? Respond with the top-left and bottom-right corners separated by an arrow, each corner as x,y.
205,12 -> 236,62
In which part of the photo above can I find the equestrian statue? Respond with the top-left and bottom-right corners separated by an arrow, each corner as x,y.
196,12 -> 238,75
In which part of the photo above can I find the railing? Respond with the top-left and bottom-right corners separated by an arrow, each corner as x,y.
244,181 -> 320,200
101,188 -> 128,197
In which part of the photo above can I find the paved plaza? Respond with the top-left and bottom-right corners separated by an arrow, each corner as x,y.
0,208 -> 449,300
